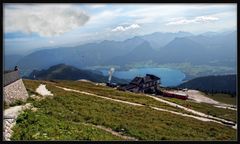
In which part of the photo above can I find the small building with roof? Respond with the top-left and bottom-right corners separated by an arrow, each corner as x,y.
3,67 -> 29,105
118,74 -> 160,93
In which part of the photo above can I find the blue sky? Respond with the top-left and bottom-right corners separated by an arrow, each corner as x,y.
4,3 -> 237,55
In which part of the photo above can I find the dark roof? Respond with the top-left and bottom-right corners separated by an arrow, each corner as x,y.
4,70 -> 15,74
130,77 -> 143,85
146,74 -> 160,81
130,74 -> 160,85
143,76 -> 153,83
125,84 -> 138,90
119,84 -> 138,90
4,70 -> 20,86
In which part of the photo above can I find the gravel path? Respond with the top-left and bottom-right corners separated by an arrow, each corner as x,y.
36,84 -> 53,96
56,86 -> 236,129
81,123 -> 138,140
146,94 -> 236,127
185,90 -> 220,104
169,89 -> 236,110
77,79 -> 92,83
214,105 -> 237,111
56,86 -> 142,106
150,106 -> 221,123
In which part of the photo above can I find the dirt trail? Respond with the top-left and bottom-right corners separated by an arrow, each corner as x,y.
56,86 -> 236,129
214,105 -> 237,111
146,94 -> 236,127
185,90 -> 219,104
56,86 -> 142,106
170,89 -> 236,110
81,123 -> 138,140
150,106 -> 221,123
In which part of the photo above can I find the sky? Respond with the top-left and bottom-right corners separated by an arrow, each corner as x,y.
3,3 -> 237,55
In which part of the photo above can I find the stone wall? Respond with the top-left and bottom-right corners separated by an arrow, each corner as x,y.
4,117 -> 16,141
4,79 -> 29,105
4,103 -> 33,141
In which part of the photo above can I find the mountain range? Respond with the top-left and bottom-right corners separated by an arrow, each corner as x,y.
4,31 -> 237,77
4,54 -> 24,70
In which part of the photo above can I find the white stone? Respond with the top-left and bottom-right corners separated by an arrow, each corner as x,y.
36,84 -> 53,96
5,121 -> 11,128
5,132 -> 11,139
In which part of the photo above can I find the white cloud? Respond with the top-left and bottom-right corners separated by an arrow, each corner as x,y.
166,16 -> 219,25
49,40 -> 55,44
123,5 -> 191,24
4,4 -> 90,37
112,24 -> 140,32
88,8 -> 123,25
89,4 -> 106,9
112,26 -> 125,32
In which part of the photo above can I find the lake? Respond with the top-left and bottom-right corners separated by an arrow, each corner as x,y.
100,67 -> 186,87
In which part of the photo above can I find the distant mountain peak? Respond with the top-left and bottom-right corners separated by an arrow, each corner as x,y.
100,40 -> 115,43
138,41 -> 152,48
49,63 -> 67,68
128,41 -> 155,57
172,37 -> 188,42
177,30 -> 190,34
124,35 -> 144,42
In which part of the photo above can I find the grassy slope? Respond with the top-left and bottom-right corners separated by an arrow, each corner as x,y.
12,79 -> 236,140
53,80 -> 188,113
159,96 -> 236,123
54,80 -> 237,123
12,109 -> 122,140
13,80 -> 123,140
203,93 -> 236,105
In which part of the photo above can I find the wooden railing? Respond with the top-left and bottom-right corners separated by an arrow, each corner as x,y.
3,70 -> 21,87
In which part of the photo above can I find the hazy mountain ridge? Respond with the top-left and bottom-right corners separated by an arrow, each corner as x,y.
141,31 -> 193,49
156,37 -> 208,64
15,36 -> 148,73
5,31 -> 237,76
4,54 -> 24,70
109,41 -> 158,65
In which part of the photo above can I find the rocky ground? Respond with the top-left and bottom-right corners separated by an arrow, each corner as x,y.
3,103 -> 36,141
